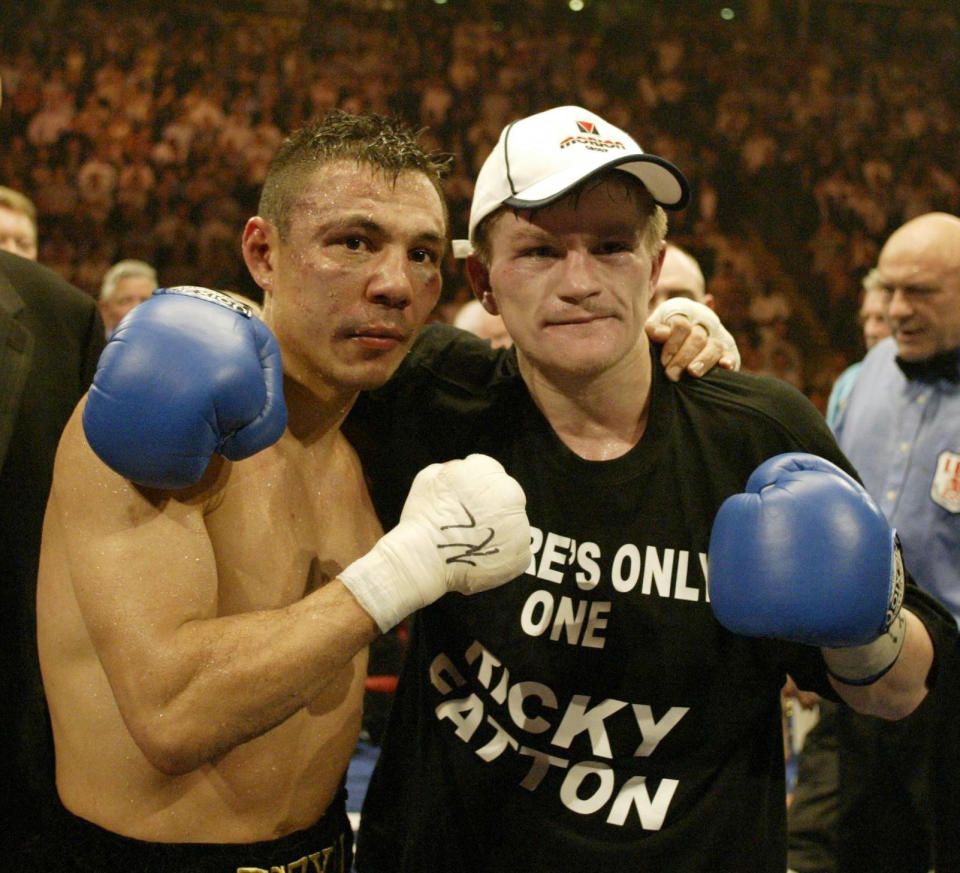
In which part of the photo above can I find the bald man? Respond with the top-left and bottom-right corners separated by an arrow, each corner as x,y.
453,298 -> 512,348
650,242 -> 715,309
792,212 -> 960,873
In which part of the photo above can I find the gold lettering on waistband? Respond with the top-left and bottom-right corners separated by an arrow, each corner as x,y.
236,830 -> 345,873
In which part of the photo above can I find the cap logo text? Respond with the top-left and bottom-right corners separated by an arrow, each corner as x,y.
559,135 -> 627,153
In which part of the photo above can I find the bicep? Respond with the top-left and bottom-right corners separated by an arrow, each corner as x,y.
50,408 -> 219,707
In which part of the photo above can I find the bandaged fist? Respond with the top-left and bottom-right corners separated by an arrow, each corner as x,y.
340,454 -> 531,632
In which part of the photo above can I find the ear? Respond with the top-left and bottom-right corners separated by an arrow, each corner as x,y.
648,242 -> 666,304
703,292 -> 716,311
464,255 -> 500,315
241,217 -> 277,298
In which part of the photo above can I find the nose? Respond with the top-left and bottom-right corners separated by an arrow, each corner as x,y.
887,288 -> 913,323
557,249 -> 601,304
366,246 -> 414,310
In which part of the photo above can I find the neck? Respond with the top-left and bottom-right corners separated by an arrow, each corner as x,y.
895,347 -> 960,384
282,374 -> 357,447
518,341 -> 653,461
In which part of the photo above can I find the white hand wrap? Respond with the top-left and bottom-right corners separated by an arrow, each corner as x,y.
339,454 -> 531,633
651,298 -> 741,370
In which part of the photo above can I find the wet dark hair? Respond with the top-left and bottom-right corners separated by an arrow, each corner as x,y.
258,110 -> 452,240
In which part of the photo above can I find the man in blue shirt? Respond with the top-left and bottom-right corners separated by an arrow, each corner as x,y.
835,214 -> 960,619
812,212 -> 960,873
824,268 -> 891,429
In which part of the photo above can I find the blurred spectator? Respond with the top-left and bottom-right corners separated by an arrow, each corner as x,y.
97,258 -> 157,335
452,298 -> 512,348
651,242 -> 715,309
0,185 -> 38,260
825,268 -> 892,427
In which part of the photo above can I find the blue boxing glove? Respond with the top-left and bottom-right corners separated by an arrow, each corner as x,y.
708,452 -> 905,685
83,286 -> 287,489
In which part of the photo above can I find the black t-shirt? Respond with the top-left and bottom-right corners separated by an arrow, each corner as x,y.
347,325 -> 951,873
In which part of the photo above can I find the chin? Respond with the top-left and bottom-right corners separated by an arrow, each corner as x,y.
896,344 -> 929,362
539,353 -> 617,381
346,357 -> 407,392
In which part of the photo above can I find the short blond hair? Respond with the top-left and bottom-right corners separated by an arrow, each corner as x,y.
0,186 -> 38,235
472,171 -> 667,266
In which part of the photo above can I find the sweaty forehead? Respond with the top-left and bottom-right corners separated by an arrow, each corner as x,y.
292,160 -> 446,235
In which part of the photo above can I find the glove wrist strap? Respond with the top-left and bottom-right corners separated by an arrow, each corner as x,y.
822,611 -> 906,685
822,535 -> 907,686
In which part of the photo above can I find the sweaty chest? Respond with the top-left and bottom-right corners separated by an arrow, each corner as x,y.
204,448 -> 384,613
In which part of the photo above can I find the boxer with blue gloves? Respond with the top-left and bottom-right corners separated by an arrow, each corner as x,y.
83,286 -> 288,490
35,113 -> 534,872
345,105 -> 953,873
709,453 -> 907,689
35,109 -> 736,873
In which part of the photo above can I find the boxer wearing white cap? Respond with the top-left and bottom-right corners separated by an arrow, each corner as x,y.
36,107 -> 732,873
348,106 -> 952,872
465,105 -> 689,242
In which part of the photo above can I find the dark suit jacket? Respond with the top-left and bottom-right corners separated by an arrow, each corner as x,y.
0,251 -> 104,854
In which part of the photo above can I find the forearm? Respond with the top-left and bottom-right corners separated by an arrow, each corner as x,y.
829,609 -> 934,720
123,581 -> 379,775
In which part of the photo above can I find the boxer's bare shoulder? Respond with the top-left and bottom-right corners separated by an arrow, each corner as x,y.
38,401 -> 376,843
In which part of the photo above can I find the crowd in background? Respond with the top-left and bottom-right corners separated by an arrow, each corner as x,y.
1,0 -> 958,407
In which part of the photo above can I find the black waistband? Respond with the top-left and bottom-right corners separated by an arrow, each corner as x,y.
45,790 -> 352,873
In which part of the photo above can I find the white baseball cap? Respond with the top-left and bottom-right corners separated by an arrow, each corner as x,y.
460,105 -> 689,252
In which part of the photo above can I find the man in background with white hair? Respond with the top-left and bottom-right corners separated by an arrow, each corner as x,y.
97,258 -> 157,335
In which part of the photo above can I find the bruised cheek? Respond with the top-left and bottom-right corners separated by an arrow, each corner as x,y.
288,253 -> 351,314
416,272 -> 443,315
